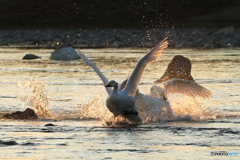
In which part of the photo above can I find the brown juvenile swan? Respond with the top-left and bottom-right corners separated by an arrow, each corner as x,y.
151,55 -> 213,100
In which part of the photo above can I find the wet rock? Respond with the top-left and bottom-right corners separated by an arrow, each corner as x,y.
22,142 -> 36,146
22,54 -> 41,60
3,108 -> 38,120
50,47 -> 80,61
0,140 -> 18,145
44,123 -> 56,126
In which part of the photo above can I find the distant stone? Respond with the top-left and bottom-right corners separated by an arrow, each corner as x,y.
44,123 -> 56,126
0,140 -> 18,145
3,108 -> 38,120
220,26 -> 236,35
22,54 -> 41,60
50,47 -> 81,61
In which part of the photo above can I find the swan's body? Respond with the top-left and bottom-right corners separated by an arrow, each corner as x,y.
117,78 -> 172,122
105,80 -> 138,117
78,38 -> 168,125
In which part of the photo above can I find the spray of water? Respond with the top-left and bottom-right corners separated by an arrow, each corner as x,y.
79,93 -> 217,124
79,97 -> 112,120
15,79 -> 216,123
168,95 -> 216,121
17,78 -> 51,119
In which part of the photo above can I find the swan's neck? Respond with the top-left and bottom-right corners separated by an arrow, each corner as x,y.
111,85 -> 118,96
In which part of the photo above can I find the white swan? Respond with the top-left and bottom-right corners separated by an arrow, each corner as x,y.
78,38 -> 168,125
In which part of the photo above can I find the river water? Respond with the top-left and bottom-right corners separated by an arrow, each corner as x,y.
0,47 -> 239,159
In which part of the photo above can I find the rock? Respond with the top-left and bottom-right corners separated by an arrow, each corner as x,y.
44,123 -> 56,126
220,26 -> 236,35
50,47 -> 80,61
3,108 -> 38,120
22,54 -> 41,60
0,140 -> 18,145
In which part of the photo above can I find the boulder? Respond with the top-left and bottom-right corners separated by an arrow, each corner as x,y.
44,123 -> 56,126
22,54 -> 41,60
0,140 -> 18,145
50,47 -> 81,61
3,108 -> 38,120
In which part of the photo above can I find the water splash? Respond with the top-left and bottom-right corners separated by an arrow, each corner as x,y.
136,94 -> 174,123
17,78 -> 51,118
79,97 -> 112,120
79,94 -> 217,124
168,95 -> 216,121
14,79 -> 228,124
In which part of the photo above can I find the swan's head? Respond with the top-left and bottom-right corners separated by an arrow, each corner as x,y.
105,80 -> 118,87
150,85 -> 165,98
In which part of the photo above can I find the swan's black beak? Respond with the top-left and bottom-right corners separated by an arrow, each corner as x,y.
105,82 -> 112,87
105,84 -> 110,87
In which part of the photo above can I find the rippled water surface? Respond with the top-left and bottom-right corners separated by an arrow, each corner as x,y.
0,47 -> 239,159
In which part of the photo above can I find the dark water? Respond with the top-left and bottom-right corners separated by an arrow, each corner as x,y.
0,47 -> 239,159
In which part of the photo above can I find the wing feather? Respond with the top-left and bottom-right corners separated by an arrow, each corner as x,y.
163,79 -> 212,99
123,37 -> 168,96
77,50 -> 112,95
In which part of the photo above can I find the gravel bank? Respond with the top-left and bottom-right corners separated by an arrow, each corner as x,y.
0,27 -> 239,49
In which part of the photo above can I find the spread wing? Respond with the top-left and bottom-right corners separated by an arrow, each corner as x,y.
155,55 -> 212,98
163,79 -> 212,99
122,37 -> 168,96
78,50 -> 112,95
155,55 -> 194,83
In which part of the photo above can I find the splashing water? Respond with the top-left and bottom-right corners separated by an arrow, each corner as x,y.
78,93 -> 216,124
15,78 -> 216,124
168,95 -> 216,121
79,97 -> 112,120
17,78 -> 51,118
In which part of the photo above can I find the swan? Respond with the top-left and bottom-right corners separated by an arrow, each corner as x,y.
150,55 -> 213,99
78,38 -> 168,125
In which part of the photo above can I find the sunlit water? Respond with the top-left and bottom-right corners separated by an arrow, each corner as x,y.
0,47 -> 239,159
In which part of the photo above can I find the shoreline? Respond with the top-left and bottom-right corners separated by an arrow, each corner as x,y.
0,27 -> 239,49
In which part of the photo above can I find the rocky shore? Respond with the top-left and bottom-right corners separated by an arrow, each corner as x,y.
0,26 -> 239,49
